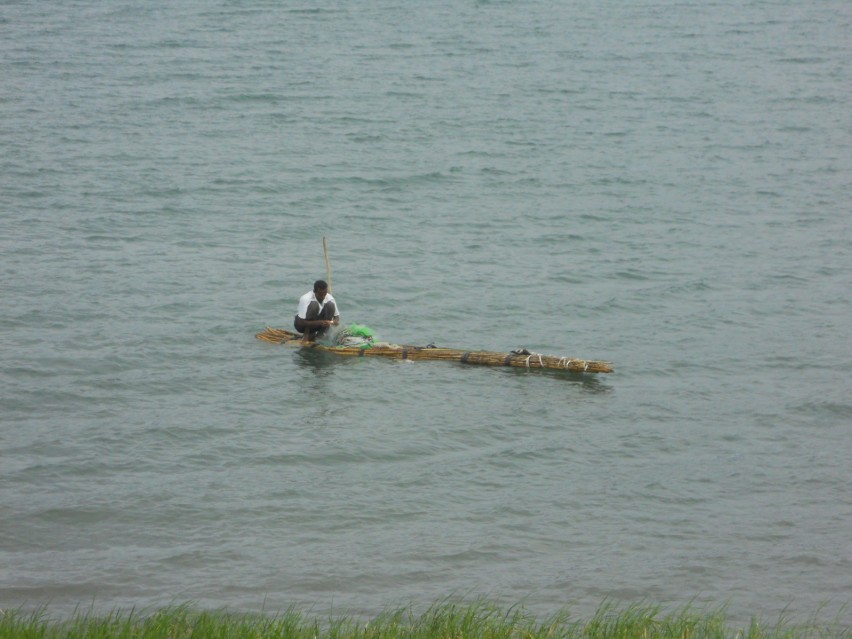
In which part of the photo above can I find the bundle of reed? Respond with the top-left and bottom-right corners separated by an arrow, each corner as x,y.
255,327 -> 613,374
255,327 -> 297,344
382,346 -> 614,373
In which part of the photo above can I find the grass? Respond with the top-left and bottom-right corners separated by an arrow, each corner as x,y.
0,600 -> 847,639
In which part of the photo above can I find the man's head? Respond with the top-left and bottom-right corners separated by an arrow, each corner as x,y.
313,280 -> 329,301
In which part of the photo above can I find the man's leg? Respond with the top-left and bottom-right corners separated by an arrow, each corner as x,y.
318,302 -> 336,322
312,302 -> 336,339
295,301 -> 323,340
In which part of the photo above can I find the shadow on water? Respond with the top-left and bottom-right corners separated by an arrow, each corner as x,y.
293,347 -> 340,377
494,364 -> 614,392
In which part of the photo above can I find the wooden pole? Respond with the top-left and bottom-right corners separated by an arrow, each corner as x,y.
322,236 -> 332,293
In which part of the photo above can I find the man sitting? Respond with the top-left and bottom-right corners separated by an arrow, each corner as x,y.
294,279 -> 340,342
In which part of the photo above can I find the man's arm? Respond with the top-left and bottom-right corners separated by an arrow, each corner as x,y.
301,318 -> 334,328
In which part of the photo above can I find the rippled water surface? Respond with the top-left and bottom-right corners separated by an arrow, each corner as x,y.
1,0 -> 850,627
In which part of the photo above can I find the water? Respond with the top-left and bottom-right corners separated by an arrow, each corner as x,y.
1,0 -> 850,627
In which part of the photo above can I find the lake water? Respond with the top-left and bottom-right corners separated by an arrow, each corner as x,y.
1,0 -> 850,627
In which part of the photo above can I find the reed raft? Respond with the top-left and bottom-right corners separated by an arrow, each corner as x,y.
256,327 -> 613,374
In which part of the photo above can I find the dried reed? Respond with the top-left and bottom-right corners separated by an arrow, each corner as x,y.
255,328 -> 613,374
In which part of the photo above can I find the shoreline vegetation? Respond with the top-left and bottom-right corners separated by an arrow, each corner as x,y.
0,601 -> 848,639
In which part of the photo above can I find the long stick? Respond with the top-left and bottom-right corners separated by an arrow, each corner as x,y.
322,236 -> 332,293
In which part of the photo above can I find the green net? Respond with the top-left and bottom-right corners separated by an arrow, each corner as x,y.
346,324 -> 375,338
330,324 -> 376,349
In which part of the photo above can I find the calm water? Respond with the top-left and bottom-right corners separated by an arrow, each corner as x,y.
2,0 -> 850,627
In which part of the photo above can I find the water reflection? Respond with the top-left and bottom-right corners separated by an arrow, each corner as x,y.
293,347 -> 338,378
295,345 -> 611,392
496,365 -> 614,392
